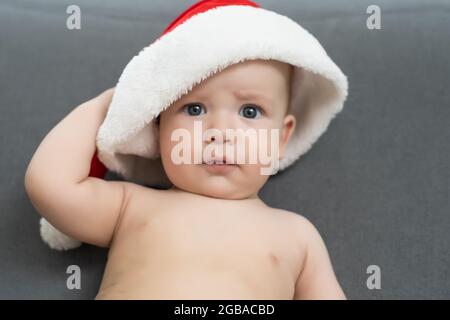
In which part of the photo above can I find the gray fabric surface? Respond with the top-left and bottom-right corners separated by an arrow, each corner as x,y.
1,0 -> 449,299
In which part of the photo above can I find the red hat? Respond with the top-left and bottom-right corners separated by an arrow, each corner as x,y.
94,0 -> 348,187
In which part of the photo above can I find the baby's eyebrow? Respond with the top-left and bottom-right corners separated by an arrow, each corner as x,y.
232,90 -> 273,105
180,90 -> 273,106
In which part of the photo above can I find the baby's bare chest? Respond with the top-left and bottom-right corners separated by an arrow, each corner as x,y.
110,192 -> 304,294
124,201 -> 296,259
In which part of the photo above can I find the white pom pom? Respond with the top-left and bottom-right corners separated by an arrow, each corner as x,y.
39,218 -> 82,251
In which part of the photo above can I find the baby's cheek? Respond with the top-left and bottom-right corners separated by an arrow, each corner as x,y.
238,163 -> 271,191
238,128 -> 280,165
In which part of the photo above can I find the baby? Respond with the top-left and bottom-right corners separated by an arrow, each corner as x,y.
24,0 -> 348,300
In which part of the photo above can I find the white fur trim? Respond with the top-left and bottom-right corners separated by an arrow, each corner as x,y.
97,5 -> 348,186
40,218 -> 82,251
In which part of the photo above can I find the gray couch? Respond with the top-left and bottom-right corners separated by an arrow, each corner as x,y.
1,0 -> 449,299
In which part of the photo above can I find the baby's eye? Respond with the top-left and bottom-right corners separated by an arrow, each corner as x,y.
239,104 -> 263,119
183,103 -> 206,116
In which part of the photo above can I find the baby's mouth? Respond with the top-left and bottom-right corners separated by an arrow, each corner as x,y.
202,159 -> 238,173
203,159 -> 228,165
202,156 -> 239,165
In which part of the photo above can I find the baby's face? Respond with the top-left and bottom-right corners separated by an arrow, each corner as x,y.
158,59 -> 296,199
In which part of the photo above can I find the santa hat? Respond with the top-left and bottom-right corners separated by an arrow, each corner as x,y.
40,0 -> 348,250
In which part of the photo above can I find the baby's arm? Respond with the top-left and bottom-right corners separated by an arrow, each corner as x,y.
294,217 -> 346,300
24,89 -> 133,248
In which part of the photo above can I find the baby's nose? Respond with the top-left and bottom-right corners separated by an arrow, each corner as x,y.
205,129 -> 232,144
204,113 -> 236,144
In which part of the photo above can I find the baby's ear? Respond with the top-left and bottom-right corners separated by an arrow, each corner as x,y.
279,114 -> 296,160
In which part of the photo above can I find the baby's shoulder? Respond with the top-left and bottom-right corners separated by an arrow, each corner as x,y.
268,207 -> 309,226
268,207 -> 324,243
